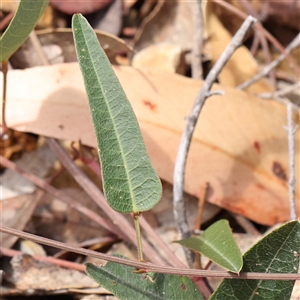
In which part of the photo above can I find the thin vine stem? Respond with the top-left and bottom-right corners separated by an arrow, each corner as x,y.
1,225 -> 299,281
1,60 -> 8,135
133,213 -> 143,261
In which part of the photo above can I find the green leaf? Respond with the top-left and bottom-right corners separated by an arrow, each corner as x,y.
175,220 -> 243,273
210,221 -> 300,300
72,14 -> 161,214
0,0 -> 49,61
86,255 -> 204,300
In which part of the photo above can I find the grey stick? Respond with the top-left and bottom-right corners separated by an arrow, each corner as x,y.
284,103 -> 299,220
238,32 -> 300,90
173,15 -> 257,266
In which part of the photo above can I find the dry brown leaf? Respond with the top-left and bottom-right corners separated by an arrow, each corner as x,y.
204,3 -> 273,94
32,188 -> 111,246
267,1 -> 300,31
209,0 -> 260,36
133,0 -> 197,52
212,0 -> 300,32
1,192 -> 42,248
122,0 -> 138,13
1,63 -> 299,225
8,254 -> 98,291
11,28 -> 133,69
1,143 -> 57,248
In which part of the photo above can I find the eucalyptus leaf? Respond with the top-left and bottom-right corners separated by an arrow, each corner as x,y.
175,220 -> 243,273
86,255 -> 204,300
210,221 -> 300,299
72,14 -> 162,213
0,0 -> 49,62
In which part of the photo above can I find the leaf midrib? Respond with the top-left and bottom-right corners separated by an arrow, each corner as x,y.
197,236 -> 239,270
248,222 -> 298,300
78,17 -> 137,212
88,267 -> 165,300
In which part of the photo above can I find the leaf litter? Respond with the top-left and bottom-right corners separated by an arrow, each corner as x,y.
0,1 -> 299,299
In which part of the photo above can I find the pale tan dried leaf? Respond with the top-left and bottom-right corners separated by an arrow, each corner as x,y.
204,5 -> 273,93
1,63 -> 299,225
132,43 -> 186,74
20,240 -> 47,256
1,143 -> 57,248
9,254 -> 98,291
133,0 -> 197,52
1,193 -> 41,248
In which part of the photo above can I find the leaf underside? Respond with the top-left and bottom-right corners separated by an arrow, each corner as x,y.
72,14 -> 162,213
86,255 -> 204,300
0,0 -> 49,62
211,221 -> 300,300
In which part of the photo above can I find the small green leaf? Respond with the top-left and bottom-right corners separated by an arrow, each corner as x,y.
210,221 -> 300,300
0,0 -> 49,61
175,220 -> 243,273
72,14 -> 162,214
86,255 -> 204,300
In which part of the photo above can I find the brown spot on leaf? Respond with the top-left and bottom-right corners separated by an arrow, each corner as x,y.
272,161 -> 287,181
59,68 -> 65,75
143,100 -> 157,112
256,183 -> 265,190
181,283 -> 187,291
253,141 -> 261,153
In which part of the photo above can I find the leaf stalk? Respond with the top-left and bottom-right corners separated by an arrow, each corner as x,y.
1,60 -> 8,135
133,213 -> 143,262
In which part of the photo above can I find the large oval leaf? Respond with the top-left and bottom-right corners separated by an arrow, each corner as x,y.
210,221 -> 300,299
72,14 -> 162,213
0,0 -> 49,62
